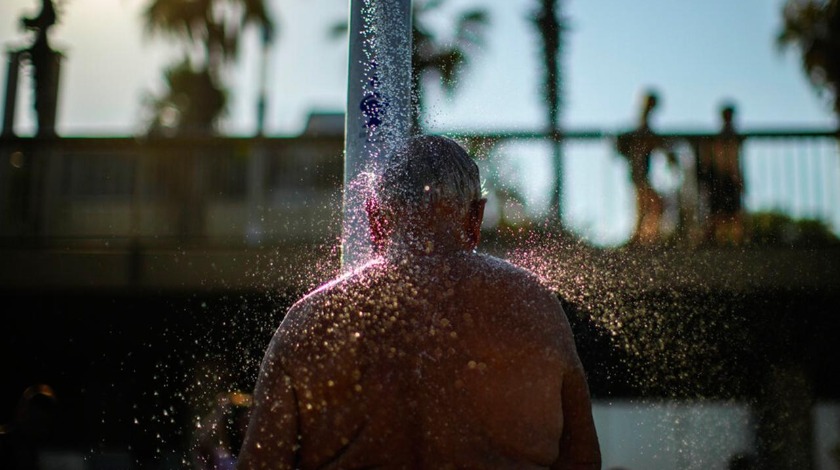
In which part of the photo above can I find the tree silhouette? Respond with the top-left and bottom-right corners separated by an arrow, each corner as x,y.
142,0 -> 274,136
531,0 -> 567,226
332,0 -> 489,133
144,60 -> 227,136
777,0 -> 840,119
411,0 -> 488,132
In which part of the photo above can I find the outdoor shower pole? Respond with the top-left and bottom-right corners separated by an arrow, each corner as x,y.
342,0 -> 413,271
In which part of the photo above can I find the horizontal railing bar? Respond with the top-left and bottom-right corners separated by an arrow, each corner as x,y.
2,127 -> 837,148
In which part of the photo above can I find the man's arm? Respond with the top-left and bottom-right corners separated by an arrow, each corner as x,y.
552,303 -> 601,470
237,333 -> 299,469
554,364 -> 601,470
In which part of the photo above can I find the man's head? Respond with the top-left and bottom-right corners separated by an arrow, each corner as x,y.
367,135 -> 486,253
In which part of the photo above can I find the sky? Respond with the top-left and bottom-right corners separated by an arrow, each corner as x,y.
0,0 -> 835,136
1,0 -> 837,243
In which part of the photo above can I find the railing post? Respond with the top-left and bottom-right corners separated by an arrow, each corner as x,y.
33,138 -> 62,241
246,139 -> 267,245
2,50 -> 22,137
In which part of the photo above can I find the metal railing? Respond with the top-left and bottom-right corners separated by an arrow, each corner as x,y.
0,136 -> 344,247
455,129 -> 840,246
1,129 -> 837,249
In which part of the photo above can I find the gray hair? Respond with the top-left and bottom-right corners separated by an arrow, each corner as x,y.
375,135 -> 482,224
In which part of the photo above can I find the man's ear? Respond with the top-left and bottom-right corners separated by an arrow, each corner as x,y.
466,198 -> 486,250
365,197 -> 388,251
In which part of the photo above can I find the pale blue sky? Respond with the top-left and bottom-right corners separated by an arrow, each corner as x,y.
0,0 -> 835,135
1,0 -> 837,243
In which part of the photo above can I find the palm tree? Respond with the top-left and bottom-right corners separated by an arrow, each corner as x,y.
144,59 -> 226,136
411,0 -> 488,132
531,0 -> 567,227
142,0 -> 274,135
332,0 -> 489,133
777,0 -> 840,118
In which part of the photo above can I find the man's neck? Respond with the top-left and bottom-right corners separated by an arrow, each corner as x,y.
382,235 -> 470,260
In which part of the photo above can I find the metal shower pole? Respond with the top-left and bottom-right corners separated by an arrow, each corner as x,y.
342,0 -> 413,271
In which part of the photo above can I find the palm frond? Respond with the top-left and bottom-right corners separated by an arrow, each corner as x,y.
776,0 -> 840,114
142,0 -> 275,135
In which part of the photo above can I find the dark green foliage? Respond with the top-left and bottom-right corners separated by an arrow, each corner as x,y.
144,60 -> 226,137
141,0 -> 274,136
778,0 -> 840,117
748,210 -> 839,247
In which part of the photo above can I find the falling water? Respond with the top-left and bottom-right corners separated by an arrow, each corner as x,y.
126,4 -> 833,470
342,0 -> 412,270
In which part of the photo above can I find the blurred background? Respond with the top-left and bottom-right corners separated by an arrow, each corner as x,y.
1,0 -> 839,469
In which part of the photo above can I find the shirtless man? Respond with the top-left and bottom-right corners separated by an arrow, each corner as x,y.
237,135 -> 601,469
616,90 -> 675,245
700,103 -> 745,245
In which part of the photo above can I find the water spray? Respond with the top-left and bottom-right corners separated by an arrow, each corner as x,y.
342,0 -> 413,271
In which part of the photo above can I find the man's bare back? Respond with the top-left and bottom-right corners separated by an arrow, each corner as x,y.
237,135 -> 599,469
238,252 -> 599,469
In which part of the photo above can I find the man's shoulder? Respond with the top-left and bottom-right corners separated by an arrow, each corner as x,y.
282,258 -> 390,322
464,253 -> 562,310
272,268 -> 368,355
288,253 -> 555,310
464,253 -> 570,347
471,252 -> 550,285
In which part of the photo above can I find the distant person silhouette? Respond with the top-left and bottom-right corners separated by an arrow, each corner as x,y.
700,102 -> 745,245
616,89 -> 676,245
238,135 -> 601,468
